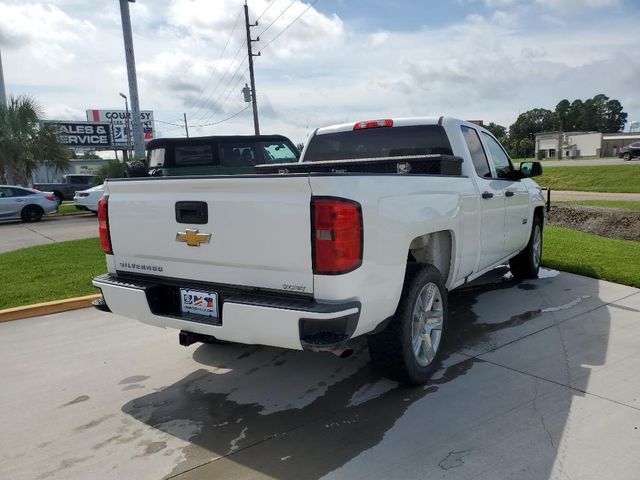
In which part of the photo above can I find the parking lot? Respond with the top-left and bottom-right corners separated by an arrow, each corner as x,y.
1,267 -> 639,479
0,213 -> 97,254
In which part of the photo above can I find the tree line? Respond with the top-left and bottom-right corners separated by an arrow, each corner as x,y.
485,94 -> 628,158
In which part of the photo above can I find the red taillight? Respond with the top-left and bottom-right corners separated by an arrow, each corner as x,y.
353,119 -> 393,130
44,194 -> 56,201
312,197 -> 362,275
97,196 -> 112,254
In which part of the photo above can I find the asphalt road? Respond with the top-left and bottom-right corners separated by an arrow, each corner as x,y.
1,268 -> 639,480
0,214 -> 97,254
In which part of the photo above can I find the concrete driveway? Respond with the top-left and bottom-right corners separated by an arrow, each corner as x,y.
1,268 -> 639,480
0,214 -> 97,254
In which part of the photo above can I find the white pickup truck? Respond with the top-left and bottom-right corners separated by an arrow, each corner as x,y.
93,117 -> 545,384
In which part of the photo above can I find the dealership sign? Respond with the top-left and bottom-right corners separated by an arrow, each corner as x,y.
86,109 -> 155,147
44,121 -> 113,147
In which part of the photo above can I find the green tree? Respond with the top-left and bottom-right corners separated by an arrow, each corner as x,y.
566,99 -> 584,131
485,122 -> 507,139
93,160 -> 126,185
603,98 -> 627,133
518,138 -> 533,158
0,95 -> 70,186
554,99 -> 571,131
509,108 -> 556,144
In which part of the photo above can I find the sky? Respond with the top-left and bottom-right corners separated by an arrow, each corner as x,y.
1,0 -> 639,145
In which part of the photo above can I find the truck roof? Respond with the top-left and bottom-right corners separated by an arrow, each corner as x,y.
315,116 -> 487,136
146,134 -> 294,149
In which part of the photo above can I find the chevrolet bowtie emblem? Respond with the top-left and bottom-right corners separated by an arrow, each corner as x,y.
176,228 -> 211,247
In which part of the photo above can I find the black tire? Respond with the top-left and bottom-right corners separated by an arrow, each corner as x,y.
623,153 -> 632,161
509,215 -> 543,279
368,263 -> 448,385
21,205 -> 44,222
53,192 -> 64,205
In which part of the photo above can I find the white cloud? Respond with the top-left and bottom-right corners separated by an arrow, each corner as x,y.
0,2 -> 95,66
535,0 -> 619,11
0,0 -> 639,145
484,0 -> 517,7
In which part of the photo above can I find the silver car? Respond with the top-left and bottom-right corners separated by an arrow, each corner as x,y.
0,185 -> 58,222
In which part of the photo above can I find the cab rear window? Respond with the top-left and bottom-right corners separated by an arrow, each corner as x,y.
303,125 -> 453,162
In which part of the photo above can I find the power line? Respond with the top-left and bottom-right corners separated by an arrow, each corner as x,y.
189,6 -> 244,119
192,40 -> 248,123
155,119 -> 183,127
259,0 -> 320,54
197,62 -> 249,125
255,0 -> 276,22
257,0 -> 296,38
194,104 -> 251,128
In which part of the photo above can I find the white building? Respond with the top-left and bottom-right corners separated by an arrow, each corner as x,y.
535,132 -> 602,159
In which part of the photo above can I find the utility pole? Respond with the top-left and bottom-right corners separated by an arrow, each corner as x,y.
183,112 -> 189,138
119,0 -> 145,159
244,1 -> 260,135
0,48 -> 7,105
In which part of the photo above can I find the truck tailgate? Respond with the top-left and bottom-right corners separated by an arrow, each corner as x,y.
105,176 -> 314,294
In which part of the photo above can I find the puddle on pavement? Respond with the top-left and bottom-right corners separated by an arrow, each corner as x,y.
120,267 -> 576,479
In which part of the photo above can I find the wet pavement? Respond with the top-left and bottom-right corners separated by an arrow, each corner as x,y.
1,267 -> 639,479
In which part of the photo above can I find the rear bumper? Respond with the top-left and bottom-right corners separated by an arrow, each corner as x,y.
92,273 -> 360,351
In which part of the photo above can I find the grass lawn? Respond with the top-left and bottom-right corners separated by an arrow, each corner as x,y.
536,165 -> 640,193
58,203 -> 79,214
1,227 -> 637,310
557,200 -> 640,212
542,225 -> 640,288
0,238 -> 106,310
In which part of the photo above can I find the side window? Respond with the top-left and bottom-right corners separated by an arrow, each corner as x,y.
10,188 -> 34,197
482,133 -> 513,179
69,176 -> 90,185
260,142 -> 298,164
0,187 -> 14,198
219,143 -> 258,167
461,126 -> 491,178
174,144 -> 216,167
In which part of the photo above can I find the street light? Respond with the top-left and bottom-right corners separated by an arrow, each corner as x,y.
119,92 -> 131,160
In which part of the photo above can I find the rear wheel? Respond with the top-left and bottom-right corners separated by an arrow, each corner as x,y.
368,263 -> 447,385
53,192 -> 64,205
509,215 -> 543,279
623,152 -> 632,161
21,205 -> 44,222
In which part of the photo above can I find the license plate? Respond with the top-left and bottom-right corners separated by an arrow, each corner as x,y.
180,288 -> 219,318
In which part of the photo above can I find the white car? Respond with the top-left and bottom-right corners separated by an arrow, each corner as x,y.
93,116 -> 545,384
0,185 -> 58,222
74,184 -> 105,213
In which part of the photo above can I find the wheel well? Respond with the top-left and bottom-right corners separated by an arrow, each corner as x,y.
23,204 -> 43,212
534,206 -> 544,225
407,231 -> 452,283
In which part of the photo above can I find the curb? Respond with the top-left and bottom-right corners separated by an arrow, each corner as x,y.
0,294 -> 102,323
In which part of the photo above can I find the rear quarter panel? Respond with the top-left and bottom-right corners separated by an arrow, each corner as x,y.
309,174 -> 478,336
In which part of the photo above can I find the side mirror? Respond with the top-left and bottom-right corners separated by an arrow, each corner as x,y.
519,161 -> 542,177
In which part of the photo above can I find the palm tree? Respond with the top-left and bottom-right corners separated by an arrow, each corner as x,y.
0,95 -> 70,186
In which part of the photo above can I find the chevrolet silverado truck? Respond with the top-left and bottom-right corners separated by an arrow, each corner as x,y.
93,117 -> 545,384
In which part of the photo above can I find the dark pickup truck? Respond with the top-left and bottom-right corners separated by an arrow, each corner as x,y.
33,174 -> 97,204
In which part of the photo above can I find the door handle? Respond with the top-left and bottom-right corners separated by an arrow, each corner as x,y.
481,191 -> 494,199
505,190 -> 515,197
